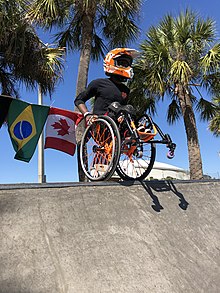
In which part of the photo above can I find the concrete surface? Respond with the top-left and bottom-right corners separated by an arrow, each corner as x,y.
0,180 -> 219,293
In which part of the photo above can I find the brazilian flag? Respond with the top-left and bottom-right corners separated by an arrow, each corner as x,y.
7,99 -> 50,162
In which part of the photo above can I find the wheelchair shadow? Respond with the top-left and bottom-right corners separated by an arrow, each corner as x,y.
140,180 -> 189,212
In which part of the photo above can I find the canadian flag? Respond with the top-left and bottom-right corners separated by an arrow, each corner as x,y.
45,107 -> 83,155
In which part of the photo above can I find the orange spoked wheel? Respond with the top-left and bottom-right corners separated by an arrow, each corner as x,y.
116,114 -> 156,181
80,116 -> 121,181
116,138 -> 156,181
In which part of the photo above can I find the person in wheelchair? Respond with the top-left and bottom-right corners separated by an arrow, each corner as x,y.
74,47 -> 151,139
74,48 -> 153,146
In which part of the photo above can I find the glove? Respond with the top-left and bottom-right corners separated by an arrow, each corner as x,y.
84,112 -> 98,125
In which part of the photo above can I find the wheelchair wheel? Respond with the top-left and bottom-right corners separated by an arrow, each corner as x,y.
116,140 -> 156,181
80,115 -> 121,181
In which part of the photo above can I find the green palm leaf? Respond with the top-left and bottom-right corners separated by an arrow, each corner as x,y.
200,44 -> 220,73
208,96 -> 220,136
167,100 -> 181,124
196,98 -> 217,121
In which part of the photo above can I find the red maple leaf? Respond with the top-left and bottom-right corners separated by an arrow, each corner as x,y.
52,118 -> 70,136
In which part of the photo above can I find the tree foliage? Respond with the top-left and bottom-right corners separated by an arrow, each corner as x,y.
132,10 -> 220,120
0,0 -> 65,97
26,0 -> 141,58
208,97 -> 220,136
131,9 -> 220,179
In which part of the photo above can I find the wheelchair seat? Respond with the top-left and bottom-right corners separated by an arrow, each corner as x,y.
108,102 -> 136,116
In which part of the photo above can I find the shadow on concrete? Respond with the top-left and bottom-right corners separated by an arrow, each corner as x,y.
140,181 -> 164,212
167,181 -> 189,210
140,180 -> 189,212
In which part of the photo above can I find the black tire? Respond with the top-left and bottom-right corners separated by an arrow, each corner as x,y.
116,141 -> 156,181
80,115 -> 121,181
116,113 -> 156,181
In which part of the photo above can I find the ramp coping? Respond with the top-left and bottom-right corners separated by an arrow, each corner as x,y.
0,179 -> 219,190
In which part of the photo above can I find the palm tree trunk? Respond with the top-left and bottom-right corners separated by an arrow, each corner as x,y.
74,7 -> 96,182
177,85 -> 203,179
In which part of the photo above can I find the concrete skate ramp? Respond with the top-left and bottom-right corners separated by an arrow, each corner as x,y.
0,180 -> 219,293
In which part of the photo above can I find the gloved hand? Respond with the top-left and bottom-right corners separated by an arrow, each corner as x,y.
84,112 -> 98,125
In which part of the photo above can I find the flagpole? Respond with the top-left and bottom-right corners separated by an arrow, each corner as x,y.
38,84 -> 46,183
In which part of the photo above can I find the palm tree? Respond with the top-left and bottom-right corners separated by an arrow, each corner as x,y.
27,0 -> 141,93
26,0 -> 142,180
132,10 -> 220,180
0,0 -> 65,97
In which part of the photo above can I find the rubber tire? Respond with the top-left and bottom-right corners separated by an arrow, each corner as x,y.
80,115 -> 121,181
116,142 -> 156,181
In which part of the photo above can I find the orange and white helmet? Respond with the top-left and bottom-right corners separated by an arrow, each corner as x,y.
104,48 -> 139,79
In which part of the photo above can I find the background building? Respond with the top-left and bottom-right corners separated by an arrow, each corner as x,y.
113,160 -> 190,180
145,161 -> 190,180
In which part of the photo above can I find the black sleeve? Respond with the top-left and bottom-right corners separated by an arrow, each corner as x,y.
74,79 -> 98,107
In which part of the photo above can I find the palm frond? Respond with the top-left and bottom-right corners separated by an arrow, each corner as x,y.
103,0 -> 142,14
103,12 -> 139,47
54,15 -> 82,51
170,60 -> 192,84
175,9 -> 196,44
194,17 -> 216,42
91,34 -> 107,61
0,68 -> 19,97
26,0 -> 68,27
209,114 -> 220,136
200,43 -> 220,73
201,72 -> 220,96
167,99 -> 181,124
208,96 -> 220,136
196,98 -> 217,121
36,46 -> 65,93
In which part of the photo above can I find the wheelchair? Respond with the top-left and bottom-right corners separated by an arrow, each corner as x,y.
79,103 -> 176,181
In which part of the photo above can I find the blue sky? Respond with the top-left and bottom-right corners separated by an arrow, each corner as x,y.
0,0 -> 220,183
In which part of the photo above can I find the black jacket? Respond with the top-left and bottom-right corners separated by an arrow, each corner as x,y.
74,77 -> 129,115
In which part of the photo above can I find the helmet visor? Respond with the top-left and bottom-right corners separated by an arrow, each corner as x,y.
114,55 -> 132,68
